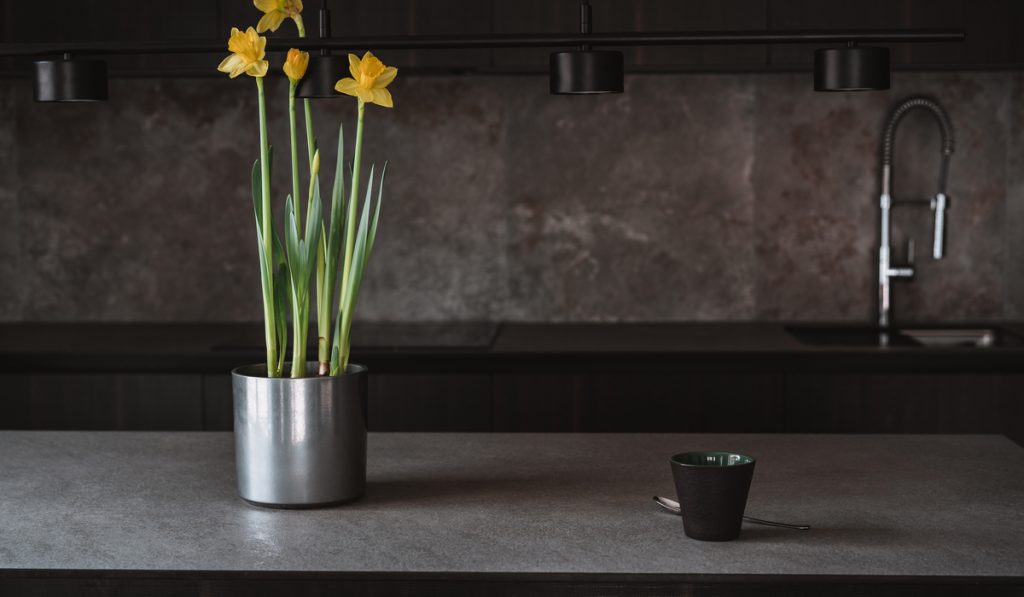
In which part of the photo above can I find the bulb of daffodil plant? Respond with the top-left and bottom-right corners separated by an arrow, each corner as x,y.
335,52 -> 397,108
254,0 -> 304,33
284,48 -> 309,83
217,27 -> 269,79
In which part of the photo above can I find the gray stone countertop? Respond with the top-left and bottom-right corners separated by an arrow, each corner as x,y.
3,321 -> 1024,374
1,431 -> 1023,578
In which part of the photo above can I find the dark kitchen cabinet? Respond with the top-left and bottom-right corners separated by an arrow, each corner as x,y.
196,372 -> 495,432
784,373 -> 1024,437
202,373 -> 234,431
0,375 -> 31,428
626,0 -> 769,70
368,373 -> 493,431
325,0 -> 490,71
0,373 -> 204,430
491,372 -> 786,432
3,1 -> 1023,76
492,371 -> 1024,443
766,0 -> 965,69
5,370 -> 1021,447
768,0 -> 1024,69
491,0 -> 769,71
1,0 -> 217,75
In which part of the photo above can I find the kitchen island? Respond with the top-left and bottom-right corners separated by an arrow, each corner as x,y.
2,432 -> 1022,596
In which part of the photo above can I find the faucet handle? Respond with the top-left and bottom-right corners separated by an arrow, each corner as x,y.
931,193 -> 947,259
886,238 -> 915,279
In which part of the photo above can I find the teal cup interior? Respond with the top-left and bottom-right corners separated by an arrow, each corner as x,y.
671,451 -> 756,468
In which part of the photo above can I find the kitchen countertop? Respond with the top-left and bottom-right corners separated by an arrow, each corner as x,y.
1,431 -> 1022,593
2,321 -> 1024,373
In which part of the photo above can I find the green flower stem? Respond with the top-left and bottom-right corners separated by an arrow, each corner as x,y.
315,150 -> 328,374
304,101 -> 315,165
337,99 -> 365,371
304,94 -> 327,373
287,79 -> 306,378
288,81 -> 301,236
295,17 -> 317,167
290,302 -> 308,377
296,13 -> 329,375
256,76 -> 279,377
316,223 -> 329,374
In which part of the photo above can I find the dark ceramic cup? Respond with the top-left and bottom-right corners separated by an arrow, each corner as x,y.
670,451 -> 756,541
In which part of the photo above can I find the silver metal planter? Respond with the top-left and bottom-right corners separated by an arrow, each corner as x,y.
232,363 -> 367,508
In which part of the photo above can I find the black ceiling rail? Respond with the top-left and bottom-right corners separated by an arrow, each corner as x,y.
0,29 -> 965,58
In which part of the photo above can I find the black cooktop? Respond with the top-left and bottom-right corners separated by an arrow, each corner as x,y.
210,321 -> 500,351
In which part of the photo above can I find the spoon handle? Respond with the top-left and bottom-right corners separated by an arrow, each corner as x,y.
741,516 -> 811,531
652,496 -> 810,531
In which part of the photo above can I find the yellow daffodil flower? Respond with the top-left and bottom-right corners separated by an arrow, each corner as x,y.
254,0 -> 303,33
217,27 -> 269,79
284,48 -> 309,82
334,52 -> 397,108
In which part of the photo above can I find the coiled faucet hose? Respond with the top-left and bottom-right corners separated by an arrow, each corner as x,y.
881,96 -> 955,194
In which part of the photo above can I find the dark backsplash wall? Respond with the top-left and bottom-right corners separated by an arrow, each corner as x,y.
2,71 -> 1022,323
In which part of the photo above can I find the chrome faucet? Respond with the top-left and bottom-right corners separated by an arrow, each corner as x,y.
878,97 -> 955,327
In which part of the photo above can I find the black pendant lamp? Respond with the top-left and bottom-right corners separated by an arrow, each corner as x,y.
296,1 -> 345,98
33,54 -> 108,102
814,44 -> 890,92
550,0 -> 623,95
296,54 -> 348,98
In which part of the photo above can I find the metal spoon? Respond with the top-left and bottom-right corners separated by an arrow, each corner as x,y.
653,496 -> 810,531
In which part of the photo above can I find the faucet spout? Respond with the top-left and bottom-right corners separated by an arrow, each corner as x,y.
881,96 -> 955,197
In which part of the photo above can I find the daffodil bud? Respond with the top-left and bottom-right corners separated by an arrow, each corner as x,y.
284,48 -> 309,83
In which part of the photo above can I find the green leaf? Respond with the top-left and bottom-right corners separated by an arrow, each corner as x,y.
323,124 -> 346,309
341,166 -> 374,308
251,159 -> 263,233
284,194 -> 300,272
323,126 -> 348,368
364,161 -> 387,270
334,165 -> 376,372
330,124 -> 345,233
305,179 -> 324,269
252,155 -> 281,374
251,146 -> 273,232
354,165 -> 375,271
251,158 -> 271,289
329,310 -> 342,375
285,194 -> 309,309
272,233 -> 290,374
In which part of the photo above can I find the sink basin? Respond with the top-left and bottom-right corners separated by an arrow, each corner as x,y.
785,325 -> 1021,348
900,328 -> 999,348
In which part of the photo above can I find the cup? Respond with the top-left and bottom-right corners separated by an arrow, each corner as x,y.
670,451 -> 756,541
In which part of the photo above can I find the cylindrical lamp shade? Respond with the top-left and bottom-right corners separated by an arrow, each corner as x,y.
550,50 -> 624,95
33,59 -> 108,102
295,54 -> 349,98
814,46 -> 890,92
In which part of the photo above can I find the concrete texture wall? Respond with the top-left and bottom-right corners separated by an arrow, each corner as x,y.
1,71 -> 1022,323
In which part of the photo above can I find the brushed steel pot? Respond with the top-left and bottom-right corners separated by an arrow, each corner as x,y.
232,363 -> 367,508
